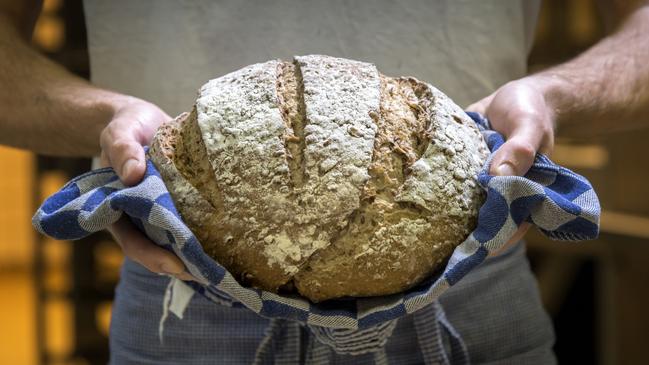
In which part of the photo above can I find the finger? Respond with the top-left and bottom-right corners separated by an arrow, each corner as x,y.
488,222 -> 531,257
489,121 -> 544,176
175,271 -> 198,281
100,118 -> 147,186
108,217 -> 189,277
490,136 -> 536,176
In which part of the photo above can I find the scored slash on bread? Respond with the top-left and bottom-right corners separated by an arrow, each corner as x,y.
150,55 -> 489,302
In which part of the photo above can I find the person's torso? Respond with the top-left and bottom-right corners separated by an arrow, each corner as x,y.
83,0 -> 539,116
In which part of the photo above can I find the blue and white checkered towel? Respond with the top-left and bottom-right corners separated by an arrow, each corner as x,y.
33,112 -> 600,363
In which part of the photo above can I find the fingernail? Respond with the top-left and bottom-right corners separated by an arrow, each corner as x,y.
160,262 -> 182,275
495,162 -> 516,176
121,159 -> 138,179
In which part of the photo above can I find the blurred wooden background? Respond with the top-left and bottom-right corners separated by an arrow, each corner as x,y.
527,1 -> 649,365
0,0 -> 648,364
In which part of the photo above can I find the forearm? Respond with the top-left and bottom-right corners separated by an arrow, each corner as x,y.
0,14 -> 134,156
531,5 -> 649,135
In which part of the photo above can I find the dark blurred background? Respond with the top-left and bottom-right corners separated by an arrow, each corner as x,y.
1,0 -> 648,364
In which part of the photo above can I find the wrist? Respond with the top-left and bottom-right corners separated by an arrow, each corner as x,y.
74,90 -> 147,155
96,92 -> 152,129
525,74 -> 563,116
102,92 -> 142,118
524,72 -> 575,127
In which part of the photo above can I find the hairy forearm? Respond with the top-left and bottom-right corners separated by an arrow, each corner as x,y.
532,5 -> 649,135
0,15 -> 134,156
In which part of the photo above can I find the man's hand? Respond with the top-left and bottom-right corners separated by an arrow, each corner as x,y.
467,77 -> 555,177
0,3 -> 194,279
100,99 -> 194,280
467,77 -> 556,256
466,4 -> 649,256
99,98 -> 168,185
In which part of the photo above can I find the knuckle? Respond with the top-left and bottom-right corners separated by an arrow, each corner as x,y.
100,123 -> 123,151
104,121 -> 122,138
102,119 -> 137,147
513,109 -> 543,124
510,139 -> 536,159
110,138 -> 136,155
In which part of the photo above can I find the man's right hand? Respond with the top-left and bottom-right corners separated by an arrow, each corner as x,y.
100,97 -> 194,280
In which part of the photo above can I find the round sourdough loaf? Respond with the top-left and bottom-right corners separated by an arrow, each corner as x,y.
149,55 -> 489,302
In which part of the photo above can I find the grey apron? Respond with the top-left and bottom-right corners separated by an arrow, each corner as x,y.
109,243 -> 555,364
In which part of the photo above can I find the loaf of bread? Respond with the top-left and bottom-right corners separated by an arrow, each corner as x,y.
149,55 -> 489,302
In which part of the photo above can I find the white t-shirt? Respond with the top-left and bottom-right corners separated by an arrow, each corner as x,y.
84,0 -> 539,116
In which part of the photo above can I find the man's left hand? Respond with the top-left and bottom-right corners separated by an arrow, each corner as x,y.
467,76 -> 556,255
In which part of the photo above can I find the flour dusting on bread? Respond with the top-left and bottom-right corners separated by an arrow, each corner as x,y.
150,55 -> 488,301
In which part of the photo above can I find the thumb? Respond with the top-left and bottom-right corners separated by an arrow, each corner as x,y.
100,118 -> 147,186
489,130 -> 539,177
